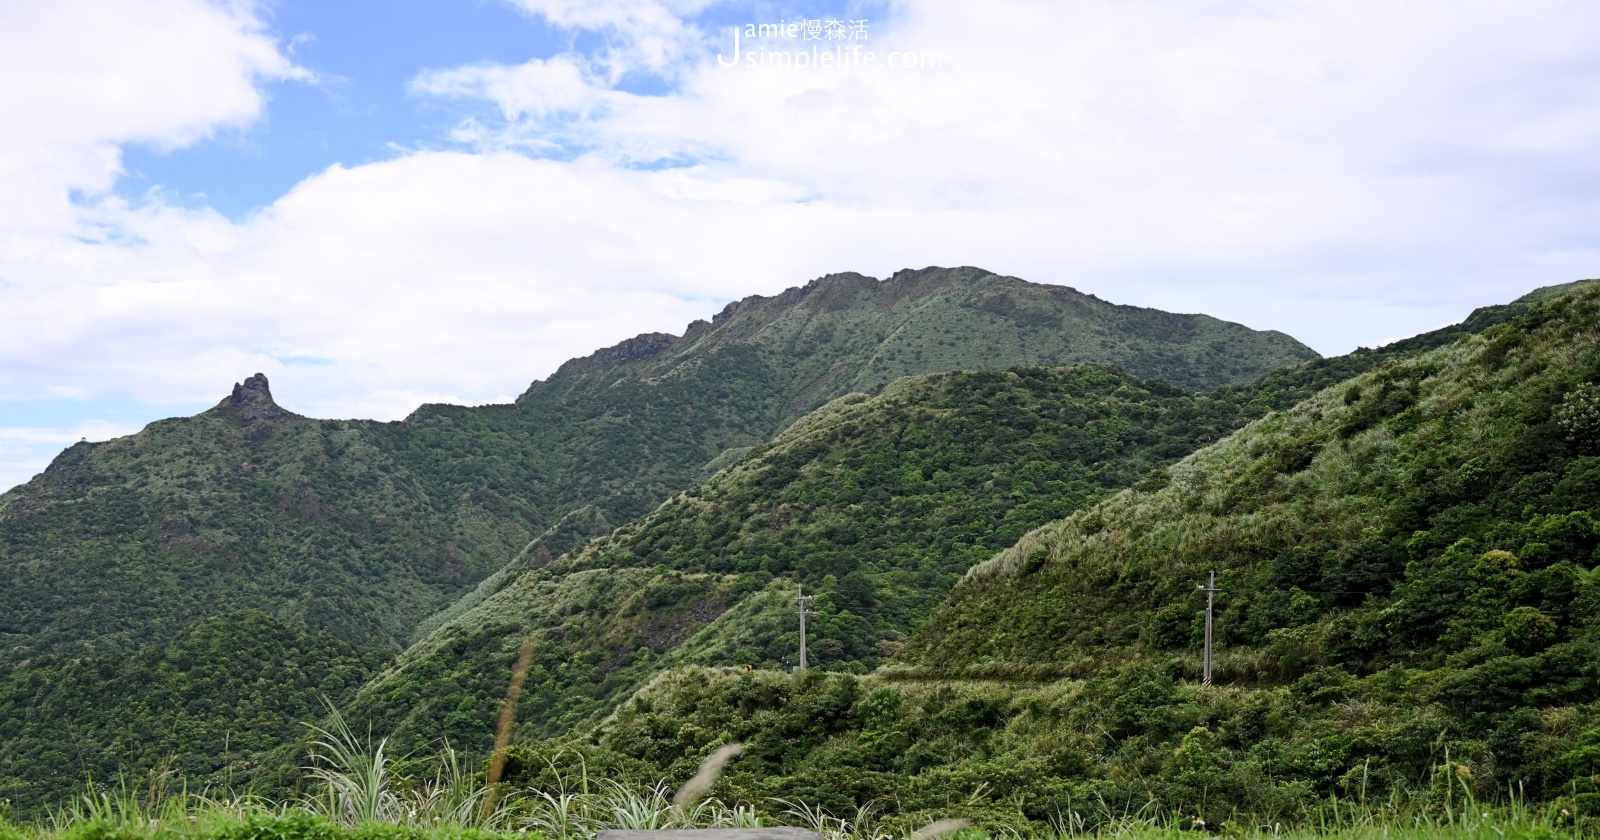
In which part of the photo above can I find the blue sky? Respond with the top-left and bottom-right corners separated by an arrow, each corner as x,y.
1,0 -> 1598,492
114,0 -> 885,217
117,1 -> 558,218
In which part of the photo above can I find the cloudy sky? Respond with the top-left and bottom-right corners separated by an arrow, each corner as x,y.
1,0 -> 1597,492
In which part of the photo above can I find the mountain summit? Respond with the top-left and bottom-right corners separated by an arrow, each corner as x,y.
205,373 -> 300,434
524,267 -> 1317,402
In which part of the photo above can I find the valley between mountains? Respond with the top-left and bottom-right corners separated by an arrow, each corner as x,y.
2,266 -> 1595,830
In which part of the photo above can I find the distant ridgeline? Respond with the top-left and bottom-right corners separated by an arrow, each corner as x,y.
0,266 -> 1569,818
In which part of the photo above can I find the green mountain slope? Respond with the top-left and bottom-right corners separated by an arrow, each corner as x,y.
900,279 -> 1600,677
0,611 -> 380,812
378,266 -> 1319,534
355,279 -> 1570,764
505,281 -> 1600,832
0,376 -> 531,662
859,280 -> 1600,811
344,365 -> 1262,756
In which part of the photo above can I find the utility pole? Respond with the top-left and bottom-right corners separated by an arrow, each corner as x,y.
795,584 -> 817,672
1198,570 -> 1222,686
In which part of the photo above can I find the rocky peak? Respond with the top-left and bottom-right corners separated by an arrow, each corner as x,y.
208,373 -> 298,429
231,373 -> 273,404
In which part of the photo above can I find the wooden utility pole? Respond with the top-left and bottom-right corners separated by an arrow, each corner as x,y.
1198,570 -> 1222,686
795,584 -> 817,672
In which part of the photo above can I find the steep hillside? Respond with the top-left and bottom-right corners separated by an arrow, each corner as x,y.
854,281 -> 1600,814
0,267 -> 1319,814
0,375 -> 530,662
505,282 -> 1600,832
345,365 -> 1262,755
0,611 -> 380,813
382,267 -> 1319,531
900,280 -> 1600,677
342,281 -> 1579,766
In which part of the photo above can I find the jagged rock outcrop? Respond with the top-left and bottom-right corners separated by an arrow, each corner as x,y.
207,373 -> 299,427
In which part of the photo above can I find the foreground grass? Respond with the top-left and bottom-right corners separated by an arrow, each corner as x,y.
0,802 -> 1584,840
2,702 -> 1585,840
0,776 -> 1585,840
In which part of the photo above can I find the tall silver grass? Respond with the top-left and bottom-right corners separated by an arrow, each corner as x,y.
301,704 -> 400,826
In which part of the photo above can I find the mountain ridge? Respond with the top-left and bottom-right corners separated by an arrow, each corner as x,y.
514,267 -> 1317,409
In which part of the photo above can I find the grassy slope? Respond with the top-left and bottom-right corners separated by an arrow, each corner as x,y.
534,659 -> 1589,833
480,282 -> 1600,833
900,280 -> 1600,676
359,280 -> 1566,764
344,366 -> 1263,757
2,281 -> 1589,832
819,280 -> 1600,814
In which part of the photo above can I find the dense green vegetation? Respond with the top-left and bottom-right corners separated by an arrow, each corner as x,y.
1,664 -> 1587,839
0,741 -> 1579,840
0,267 -> 1320,816
0,268 -> 1314,664
865,282 -> 1600,812
521,664 -> 1590,833
343,365 -> 1266,760
903,282 -> 1600,675
0,376 -> 532,663
345,281 -> 1570,770
0,612 -> 382,812
455,283 -> 1600,833
4,268 -> 1584,825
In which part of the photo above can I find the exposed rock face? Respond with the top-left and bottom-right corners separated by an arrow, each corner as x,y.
207,373 -> 300,434
546,333 -> 678,379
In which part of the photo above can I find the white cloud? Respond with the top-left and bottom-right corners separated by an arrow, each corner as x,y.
3,0 -> 1600,492
0,0 -> 300,234
501,0 -> 717,81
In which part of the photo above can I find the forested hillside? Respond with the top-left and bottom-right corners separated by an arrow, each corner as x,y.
902,281 -> 1600,678
341,365 -> 1262,759
0,270 -> 1576,820
0,375 -> 530,662
0,612 -> 379,808
508,281 -> 1600,832
0,267 -> 1320,814
379,266 -> 1319,534
346,281 -> 1570,768
0,267 -> 1316,665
